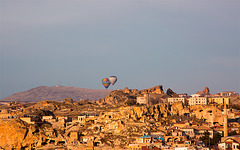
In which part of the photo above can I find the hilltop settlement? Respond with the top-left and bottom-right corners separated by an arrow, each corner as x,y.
0,85 -> 240,150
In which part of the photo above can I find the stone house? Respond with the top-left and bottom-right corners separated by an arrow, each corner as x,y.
208,97 -> 229,105
136,95 -> 148,105
78,113 -> 99,124
168,97 -> 186,105
172,129 -> 183,136
56,116 -> 68,122
228,127 -> 240,134
42,116 -> 57,125
171,141 -> 192,149
149,132 -> 165,141
173,121 -> 190,128
218,135 -> 240,150
0,109 -> 12,119
20,116 -> 41,124
228,122 -> 240,134
179,94 -> 188,98
181,127 -> 195,138
42,115 -> 54,120
188,97 -> 208,106
194,125 -> 214,139
136,135 -> 152,143
164,135 -> 187,143
100,111 -> 120,120
78,115 -> 86,123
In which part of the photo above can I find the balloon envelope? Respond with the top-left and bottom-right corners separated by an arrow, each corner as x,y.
102,78 -> 111,89
109,76 -> 117,85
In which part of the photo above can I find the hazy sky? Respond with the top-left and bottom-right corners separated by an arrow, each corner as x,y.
1,0 -> 240,99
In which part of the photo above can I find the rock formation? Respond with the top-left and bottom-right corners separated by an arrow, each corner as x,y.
123,87 -> 130,93
140,85 -> 164,94
197,87 -> 210,96
62,98 -> 74,104
166,88 -> 178,97
0,119 -> 41,149
100,85 -> 166,106
100,90 -> 135,105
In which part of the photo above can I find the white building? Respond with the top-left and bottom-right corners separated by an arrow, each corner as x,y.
218,135 -> 240,150
136,94 -> 148,105
188,97 -> 208,106
42,116 -> 53,120
190,94 -> 201,97
168,97 -> 186,105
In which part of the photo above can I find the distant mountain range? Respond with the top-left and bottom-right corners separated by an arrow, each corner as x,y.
0,86 -> 111,102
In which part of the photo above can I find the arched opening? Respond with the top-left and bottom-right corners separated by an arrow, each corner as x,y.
167,138 -> 172,142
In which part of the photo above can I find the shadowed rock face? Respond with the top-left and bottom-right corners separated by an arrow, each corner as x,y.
166,88 -> 178,97
0,119 -> 40,149
0,86 -> 111,102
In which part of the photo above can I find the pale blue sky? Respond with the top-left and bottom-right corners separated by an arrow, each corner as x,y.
1,0 -> 240,99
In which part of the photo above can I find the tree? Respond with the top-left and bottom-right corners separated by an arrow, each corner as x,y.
200,131 -> 222,147
212,132 -> 222,145
229,131 -> 237,136
200,131 -> 211,147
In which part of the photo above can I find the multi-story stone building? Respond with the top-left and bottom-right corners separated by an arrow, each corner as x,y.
188,97 -> 208,106
136,94 -> 149,105
220,91 -> 237,97
0,109 -> 12,119
168,97 -> 186,105
181,127 -> 195,138
208,97 -> 230,105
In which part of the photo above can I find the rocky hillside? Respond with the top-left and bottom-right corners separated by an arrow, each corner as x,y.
0,86 -> 111,102
100,85 -> 170,105
0,119 -> 41,149
230,95 -> 240,105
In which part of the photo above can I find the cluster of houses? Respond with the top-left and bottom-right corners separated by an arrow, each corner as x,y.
125,119 -> 240,150
0,91 -> 239,150
168,95 -> 229,106
1,105 -> 237,150
136,91 -> 236,106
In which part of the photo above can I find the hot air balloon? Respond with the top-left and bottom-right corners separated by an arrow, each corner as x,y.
109,76 -> 117,85
102,78 -> 111,89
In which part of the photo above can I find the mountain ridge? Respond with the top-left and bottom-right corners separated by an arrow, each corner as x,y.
0,86 -> 112,102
